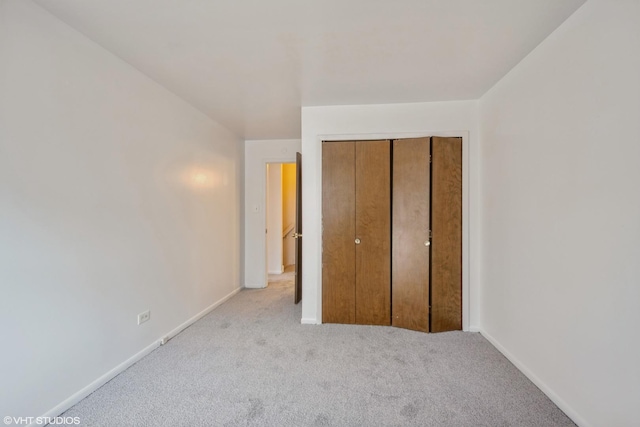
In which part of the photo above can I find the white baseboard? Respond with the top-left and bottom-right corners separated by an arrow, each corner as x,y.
301,317 -> 319,325
36,340 -> 160,425
37,286 -> 243,425
478,328 -> 588,427
244,283 -> 266,289
162,287 -> 242,343
467,325 -> 482,333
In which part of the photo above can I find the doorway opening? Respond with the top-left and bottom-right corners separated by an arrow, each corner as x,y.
265,162 -> 297,285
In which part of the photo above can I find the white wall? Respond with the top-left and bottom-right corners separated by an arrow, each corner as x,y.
479,1 -> 640,426
266,165 -> 283,274
244,140 -> 301,288
301,101 -> 480,327
0,0 -> 243,419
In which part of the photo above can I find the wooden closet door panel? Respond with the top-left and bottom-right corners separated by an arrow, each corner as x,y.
431,136 -> 462,332
392,137 -> 431,332
322,141 -> 356,324
355,140 -> 391,326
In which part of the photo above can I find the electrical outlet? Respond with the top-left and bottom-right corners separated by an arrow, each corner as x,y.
137,310 -> 150,325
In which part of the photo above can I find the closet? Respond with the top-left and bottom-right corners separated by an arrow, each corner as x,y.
321,136 -> 462,333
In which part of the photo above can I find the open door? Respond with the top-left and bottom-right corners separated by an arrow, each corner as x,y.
293,152 -> 302,304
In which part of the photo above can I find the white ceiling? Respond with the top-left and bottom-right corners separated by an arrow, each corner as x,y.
34,0 -> 585,140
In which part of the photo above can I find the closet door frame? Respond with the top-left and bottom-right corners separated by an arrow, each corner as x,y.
318,132 -> 470,331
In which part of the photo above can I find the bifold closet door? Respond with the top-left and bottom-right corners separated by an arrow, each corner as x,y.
431,137 -> 462,332
392,137 -> 431,332
322,141 -> 356,324
355,140 -> 391,325
323,137 -> 460,331
322,140 -> 391,325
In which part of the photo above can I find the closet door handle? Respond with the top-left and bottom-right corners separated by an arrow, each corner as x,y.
355,238 -> 361,245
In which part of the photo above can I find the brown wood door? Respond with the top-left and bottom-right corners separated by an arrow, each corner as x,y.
355,140 -> 391,325
391,137 -> 431,332
294,152 -> 302,304
431,136 -> 462,332
322,141 -> 356,324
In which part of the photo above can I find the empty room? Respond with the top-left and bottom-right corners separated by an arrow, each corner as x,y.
1,0 -> 638,426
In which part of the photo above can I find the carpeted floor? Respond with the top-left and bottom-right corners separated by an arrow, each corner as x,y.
62,272 -> 575,426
